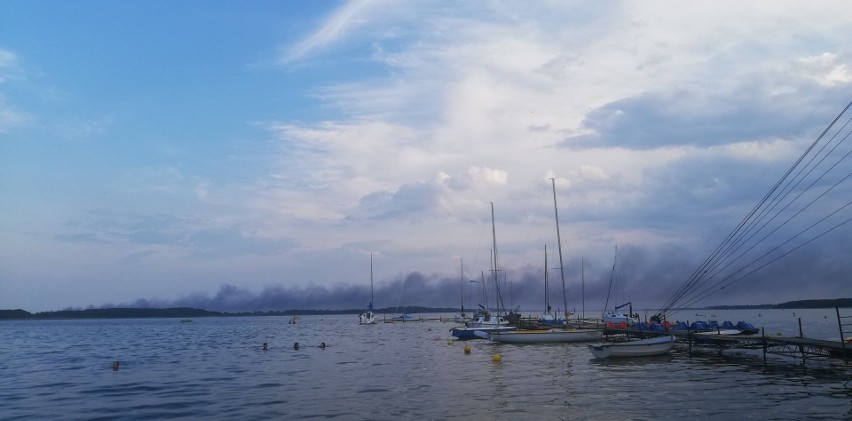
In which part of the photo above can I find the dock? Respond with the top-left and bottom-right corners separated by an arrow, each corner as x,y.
604,310 -> 852,366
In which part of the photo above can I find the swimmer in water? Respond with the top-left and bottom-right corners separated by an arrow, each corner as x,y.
293,342 -> 300,350
263,342 -> 268,351
319,342 -> 326,349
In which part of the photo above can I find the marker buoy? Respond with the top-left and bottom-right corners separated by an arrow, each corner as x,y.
464,344 -> 471,354
447,340 -> 454,346
491,353 -> 502,363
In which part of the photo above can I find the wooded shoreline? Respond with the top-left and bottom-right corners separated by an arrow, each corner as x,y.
1,298 -> 849,320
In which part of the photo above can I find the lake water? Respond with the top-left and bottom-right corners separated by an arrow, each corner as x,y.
1,308 -> 850,420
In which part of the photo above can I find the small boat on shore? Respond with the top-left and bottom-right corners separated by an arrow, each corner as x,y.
588,335 -> 676,359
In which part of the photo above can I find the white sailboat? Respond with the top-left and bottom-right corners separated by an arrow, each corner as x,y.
484,179 -> 602,344
359,253 -> 377,325
601,246 -> 639,327
451,204 -> 516,340
588,335 -> 676,358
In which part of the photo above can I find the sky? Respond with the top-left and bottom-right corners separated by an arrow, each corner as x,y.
2,1 -> 852,315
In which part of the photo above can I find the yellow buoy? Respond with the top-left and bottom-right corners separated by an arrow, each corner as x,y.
491,353 -> 502,363
464,344 -> 471,354
447,339 -> 454,346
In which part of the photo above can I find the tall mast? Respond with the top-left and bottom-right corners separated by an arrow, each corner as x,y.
460,257 -> 465,315
551,178 -> 569,324
370,252 -> 374,310
544,245 -> 549,314
490,202 -> 507,314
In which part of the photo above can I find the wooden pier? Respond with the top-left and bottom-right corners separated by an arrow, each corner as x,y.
605,307 -> 852,366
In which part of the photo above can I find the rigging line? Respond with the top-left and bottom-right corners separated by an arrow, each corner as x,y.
676,198 -> 852,310
469,214 -> 489,280
681,124 -> 852,306
603,245 -> 617,311
679,211 -> 852,310
687,165 -> 852,302
686,113 -> 852,294
657,99 -> 852,314
711,113 -> 852,270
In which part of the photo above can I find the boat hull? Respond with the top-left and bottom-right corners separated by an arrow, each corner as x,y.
588,335 -> 676,358
487,328 -> 603,344
452,326 -> 516,340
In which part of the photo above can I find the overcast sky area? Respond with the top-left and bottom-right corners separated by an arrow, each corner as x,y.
2,1 -> 852,316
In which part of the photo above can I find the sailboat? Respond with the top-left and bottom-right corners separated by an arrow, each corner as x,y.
359,253 -> 378,325
451,203 -> 516,340
537,245 -> 564,326
388,273 -> 421,322
601,246 -> 639,327
454,258 -> 471,323
483,179 -> 602,344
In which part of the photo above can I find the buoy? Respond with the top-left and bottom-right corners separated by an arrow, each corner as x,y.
464,344 -> 471,354
112,361 -> 120,371
491,353 -> 502,363
447,340 -> 454,346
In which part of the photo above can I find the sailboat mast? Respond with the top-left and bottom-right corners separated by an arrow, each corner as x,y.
460,257 -> 465,315
544,245 -> 549,315
490,202 -> 507,315
370,252 -> 374,309
551,178 -> 569,323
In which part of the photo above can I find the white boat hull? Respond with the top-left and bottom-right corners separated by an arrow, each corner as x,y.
588,335 -> 676,358
359,311 -> 377,325
486,329 -> 603,344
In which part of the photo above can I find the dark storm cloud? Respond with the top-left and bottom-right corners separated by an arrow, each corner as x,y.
565,87 -> 845,150
110,230 -> 852,314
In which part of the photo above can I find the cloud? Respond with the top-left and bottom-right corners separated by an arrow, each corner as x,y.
279,0 -> 378,65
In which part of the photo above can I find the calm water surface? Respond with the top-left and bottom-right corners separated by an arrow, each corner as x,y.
1,309 -> 850,420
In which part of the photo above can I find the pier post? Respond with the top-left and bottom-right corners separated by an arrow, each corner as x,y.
837,307 -> 848,364
687,320 -> 692,357
798,317 -> 805,365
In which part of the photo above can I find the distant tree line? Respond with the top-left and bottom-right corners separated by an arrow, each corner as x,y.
0,306 -> 460,320
705,298 -> 852,310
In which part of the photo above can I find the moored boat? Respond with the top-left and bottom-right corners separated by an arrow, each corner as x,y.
588,335 -> 676,359
452,325 -> 516,340
388,313 -> 420,322
359,253 -> 378,325
483,328 -> 602,344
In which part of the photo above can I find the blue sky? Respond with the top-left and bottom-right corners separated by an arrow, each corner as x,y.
2,1 -> 852,314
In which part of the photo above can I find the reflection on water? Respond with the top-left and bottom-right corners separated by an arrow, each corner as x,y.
0,310 -> 850,420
